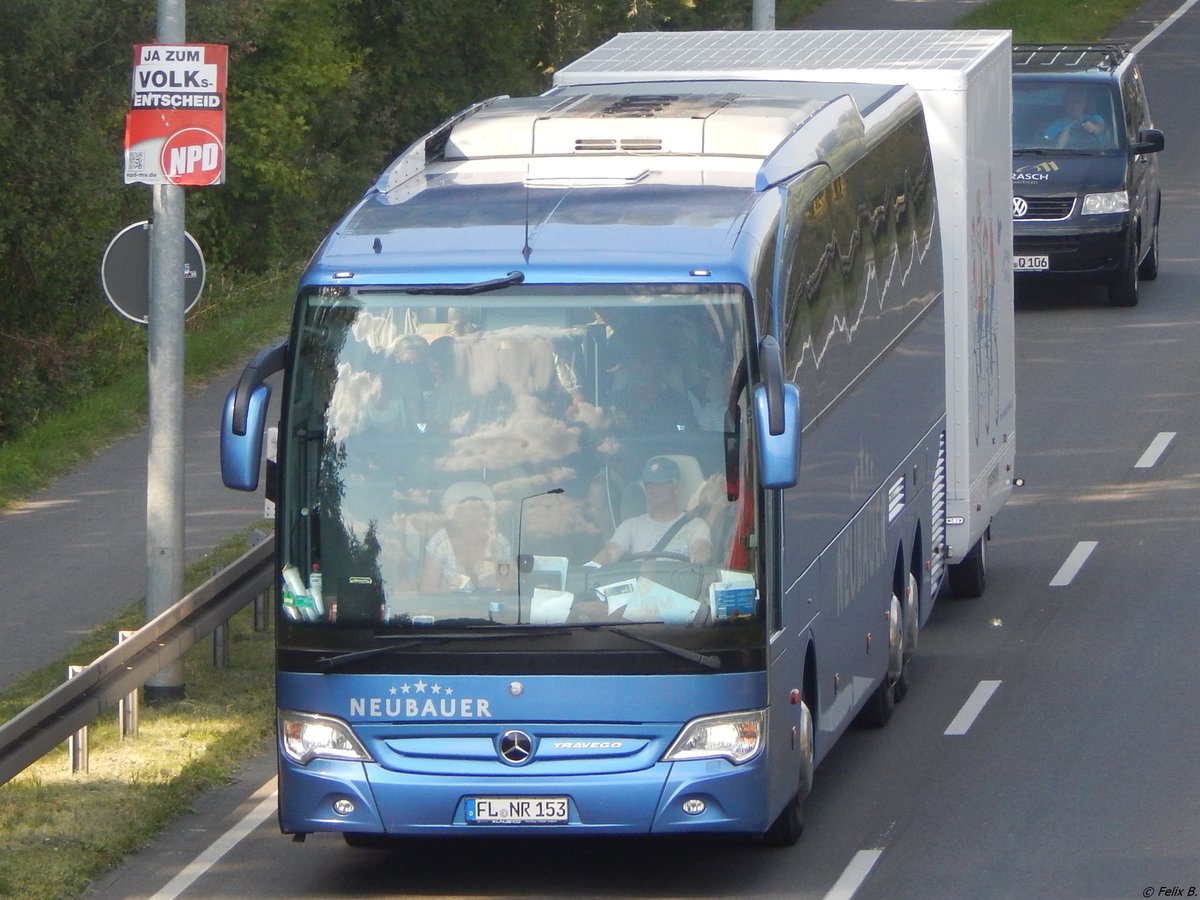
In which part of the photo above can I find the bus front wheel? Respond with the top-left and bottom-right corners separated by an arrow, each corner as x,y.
761,698 -> 813,847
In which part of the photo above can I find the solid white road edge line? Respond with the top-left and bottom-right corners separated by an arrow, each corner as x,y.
1132,0 -> 1200,54
1049,541 -> 1099,587
824,849 -> 884,900
944,680 -> 1003,736
149,783 -> 278,900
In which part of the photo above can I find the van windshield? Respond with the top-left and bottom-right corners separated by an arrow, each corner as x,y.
1013,81 -> 1119,152
278,283 -> 762,651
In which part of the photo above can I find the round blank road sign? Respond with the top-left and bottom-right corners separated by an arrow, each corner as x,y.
100,220 -> 205,325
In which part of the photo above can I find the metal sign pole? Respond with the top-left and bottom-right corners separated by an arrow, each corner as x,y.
753,0 -> 775,30
145,0 -> 187,703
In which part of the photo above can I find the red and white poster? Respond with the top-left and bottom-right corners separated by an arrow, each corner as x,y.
124,43 -> 228,187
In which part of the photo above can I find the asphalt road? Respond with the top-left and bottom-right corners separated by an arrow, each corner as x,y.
47,0 -> 1200,897
0,371 -> 278,690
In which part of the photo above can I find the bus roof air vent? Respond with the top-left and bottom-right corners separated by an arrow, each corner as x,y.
438,91 -> 824,163
573,137 -> 665,152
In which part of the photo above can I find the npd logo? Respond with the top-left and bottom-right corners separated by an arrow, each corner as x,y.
161,127 -> 224,186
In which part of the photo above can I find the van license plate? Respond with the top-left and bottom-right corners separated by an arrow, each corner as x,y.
465,796 -> 569,824
1014,255 -> 1050,271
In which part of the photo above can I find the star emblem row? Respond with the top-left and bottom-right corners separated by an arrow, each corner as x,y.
388,681 -> 453,696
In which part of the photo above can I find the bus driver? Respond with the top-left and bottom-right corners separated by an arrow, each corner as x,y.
587,456 -> 713,567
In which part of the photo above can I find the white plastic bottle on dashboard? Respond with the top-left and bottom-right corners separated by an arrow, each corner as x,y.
309,564 -> 325,616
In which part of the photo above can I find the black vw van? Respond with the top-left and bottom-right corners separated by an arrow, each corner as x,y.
1012,44 -> 1164,306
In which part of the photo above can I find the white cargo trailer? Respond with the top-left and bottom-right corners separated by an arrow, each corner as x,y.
556,29 -> 1017,597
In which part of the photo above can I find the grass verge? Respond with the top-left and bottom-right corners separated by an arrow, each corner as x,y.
0,525 -> 276,900
957,0 -> 1143,40
0,266 -> 299,512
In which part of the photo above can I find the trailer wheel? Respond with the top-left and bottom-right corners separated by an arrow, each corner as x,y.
948,534 -> 987,598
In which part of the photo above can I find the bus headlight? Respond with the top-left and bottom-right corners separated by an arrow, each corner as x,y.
663,710 -> 766,765
1081,190 -> 1129,215
279,710 -> 372,765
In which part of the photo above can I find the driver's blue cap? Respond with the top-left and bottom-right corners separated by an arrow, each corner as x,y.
641,456 -> 679,483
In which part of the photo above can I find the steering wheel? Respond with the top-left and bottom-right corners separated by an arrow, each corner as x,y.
1068,122 -> 1104,148
627,550 -> 690,563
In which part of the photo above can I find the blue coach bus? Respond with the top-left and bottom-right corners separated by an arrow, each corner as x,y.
221,34 -> 969,845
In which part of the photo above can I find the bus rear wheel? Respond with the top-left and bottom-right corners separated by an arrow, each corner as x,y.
894,572 -> 919,703
856,592 -> 902,728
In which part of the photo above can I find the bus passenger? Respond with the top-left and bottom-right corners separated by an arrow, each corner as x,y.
365,334 -> 429,430
420,483 -> 515,592
587,457 -> 712,566
608,354 -> 696,430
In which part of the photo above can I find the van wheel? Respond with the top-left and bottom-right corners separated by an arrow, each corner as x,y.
1109,245 -> 1139,306
1138,221 -> 1159,281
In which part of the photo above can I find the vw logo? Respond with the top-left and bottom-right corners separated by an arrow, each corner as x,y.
498,730 -> 534,765
1013,197 -> 1029,218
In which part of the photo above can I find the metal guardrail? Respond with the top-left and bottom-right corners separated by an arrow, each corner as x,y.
0,535 -> 275,786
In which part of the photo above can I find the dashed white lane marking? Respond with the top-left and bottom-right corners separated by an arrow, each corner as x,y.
824,849 -> 884,900
944,680 -> 1002,737
149,785 -> 277,900
1049,541 -> 1098,587
1134,432 -> 1175,469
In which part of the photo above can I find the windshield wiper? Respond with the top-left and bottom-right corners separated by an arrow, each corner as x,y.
315,621 -> 721,672
1015,147 -> 1095,156
314,624 -> 568,671
393,271 -> 525,296
581,623 -> 721,670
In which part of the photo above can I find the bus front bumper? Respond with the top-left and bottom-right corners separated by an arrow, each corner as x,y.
277,755 -> 772,838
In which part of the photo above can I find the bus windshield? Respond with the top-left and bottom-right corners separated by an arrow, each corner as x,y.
279,283 -> 762,657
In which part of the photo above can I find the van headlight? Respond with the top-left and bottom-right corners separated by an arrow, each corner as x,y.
280,710 -> 372,765
1082,190 -> 1129,215
663,710 -> 765,765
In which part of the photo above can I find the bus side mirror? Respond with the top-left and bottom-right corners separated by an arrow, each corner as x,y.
220,341 -> 287,491
754,383 -> 801,488
755,335 -> 801,489
221,383 -> 272,491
